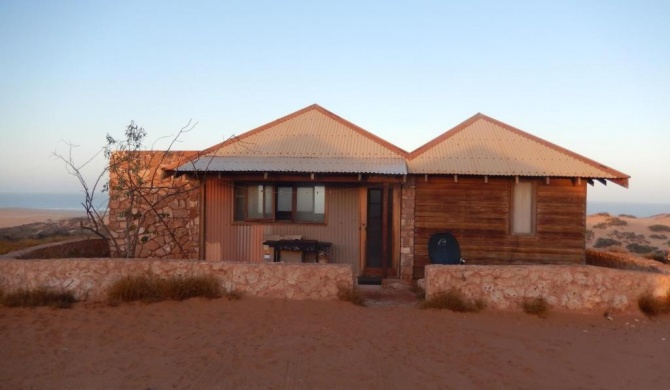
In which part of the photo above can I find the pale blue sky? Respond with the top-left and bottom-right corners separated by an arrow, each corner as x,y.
1,0 -> 668,203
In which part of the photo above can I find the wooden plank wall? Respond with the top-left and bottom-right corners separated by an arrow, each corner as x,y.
413,176 -> 586,275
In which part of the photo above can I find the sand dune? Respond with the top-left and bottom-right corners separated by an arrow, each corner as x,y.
587,213 -> 670,260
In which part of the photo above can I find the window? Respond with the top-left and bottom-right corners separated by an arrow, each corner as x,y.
234,184 -> 326,223
511,181 -> 535,234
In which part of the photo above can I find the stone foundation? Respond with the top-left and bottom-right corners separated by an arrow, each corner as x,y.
0,259 -> 353,301
425,264 -> 670,312
399,177 -> 415,281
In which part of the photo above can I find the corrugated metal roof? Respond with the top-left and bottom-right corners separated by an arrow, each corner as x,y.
178,156 -> 407,175
178,104 -> 408,175
174,106 -> 628,187
408,114 -> 630,186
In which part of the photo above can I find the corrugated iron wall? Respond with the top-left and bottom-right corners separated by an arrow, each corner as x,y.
204,179 -> 361,274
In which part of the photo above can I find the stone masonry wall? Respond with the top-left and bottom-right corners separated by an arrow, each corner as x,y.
108,151 -> 201,259
399,177 -> 416,282
0,259 -> 354,301
586,249 -> 670,275
425,264 -> 670,312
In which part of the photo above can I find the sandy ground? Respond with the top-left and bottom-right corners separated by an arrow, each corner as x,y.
1,297 -> 669,390
2,209 -> 669,388
0,208 -> 86,228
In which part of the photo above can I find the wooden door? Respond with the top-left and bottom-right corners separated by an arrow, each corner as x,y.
363,187 -> 392,277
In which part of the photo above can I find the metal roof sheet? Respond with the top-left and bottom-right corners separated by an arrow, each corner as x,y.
185,104 -> 408,175
408,114 -> 630,184
205,106 -> 408,160
177,156 -> 408,175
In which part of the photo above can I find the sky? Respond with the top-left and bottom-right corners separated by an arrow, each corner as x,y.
0,0 -> 668,204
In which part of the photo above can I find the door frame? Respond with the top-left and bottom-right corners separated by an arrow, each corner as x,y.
359,184 -> 400,278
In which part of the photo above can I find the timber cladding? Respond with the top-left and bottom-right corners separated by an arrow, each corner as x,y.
413,176 -> 586,276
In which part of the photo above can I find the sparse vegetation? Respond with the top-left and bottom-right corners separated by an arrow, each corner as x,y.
594,212 -> 610,217
106,274 -> 222,304
606,217 -> 628,227
649,224 -> 670,233
637,291 -> 670,316
1,287 -> 76,309
608,230 -> 649,244
649,234 -> 668,240
619,214 -> 637,219
421,289 -> 486,312
337,285 -> 366,306
0,218 -> 95,256
585,229 -> 594,242
521,297 -> 550,318
643,252 -> 668,263
592,222 -> 607,229
593,238 -> 621,248
626,243 -> 657,254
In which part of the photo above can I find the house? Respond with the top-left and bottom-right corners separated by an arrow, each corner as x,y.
111,104 -> 629,282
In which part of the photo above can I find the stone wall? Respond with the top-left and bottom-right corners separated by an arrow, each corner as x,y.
0,259 -> 353,301
425,264 -> 670,312
399,177 -> 416,281
107,151 -> 201,259
0,238 -> 110,260
586,249 -> 670,274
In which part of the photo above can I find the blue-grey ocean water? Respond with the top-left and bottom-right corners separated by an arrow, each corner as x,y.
0,193 -> 667,217
0,193 -> 108,211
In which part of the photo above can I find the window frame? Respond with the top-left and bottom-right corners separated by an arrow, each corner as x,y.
233,182 -> 327,224
510,180 -> 536,235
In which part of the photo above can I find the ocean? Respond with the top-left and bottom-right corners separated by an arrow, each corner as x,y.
586,201 -> 670,218
0,193 -> 668,218
0,192 -> 108,211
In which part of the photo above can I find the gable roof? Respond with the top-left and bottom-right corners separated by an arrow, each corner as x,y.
179,104 -> 408,175
408,113 -> 629,187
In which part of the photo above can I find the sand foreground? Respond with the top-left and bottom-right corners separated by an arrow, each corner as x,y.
1,298 -> 669,389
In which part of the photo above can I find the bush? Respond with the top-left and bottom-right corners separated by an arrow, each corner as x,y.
592,222 -> 607,230
593,238 -> 621,248
521,297 -> 550,318
649,224 -> 670,233
337,285 -> 366,306
421,289 -> 486,312
649,234 -> 668,240
619,214 -> 637,218
643,252 -> 667,263
107,274 -> 222,304
626,243 -> 657,254
638,292 -> 670,316
1,287 -> 76,309
585,229 -> 594,242
607,217 -> 628,227
594,212 -> 610,217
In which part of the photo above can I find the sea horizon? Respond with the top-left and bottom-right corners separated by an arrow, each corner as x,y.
0,192 -> 668,218
0,192 -> 108,212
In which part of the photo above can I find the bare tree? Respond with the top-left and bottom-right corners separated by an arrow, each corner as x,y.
54,120 -> 201,258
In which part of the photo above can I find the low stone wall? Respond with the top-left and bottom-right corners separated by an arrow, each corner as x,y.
0,259 -> 353,301
0,238 -> 110,260
586,249 -> 670,274
425,264 -> 670,312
